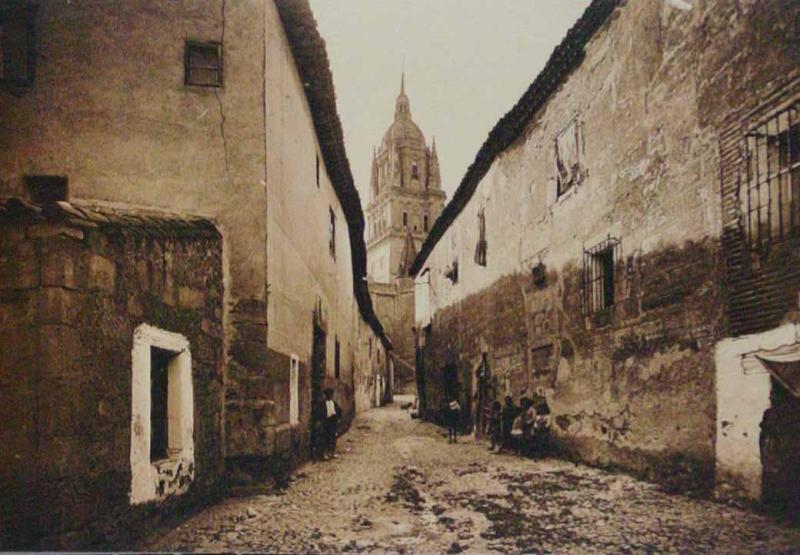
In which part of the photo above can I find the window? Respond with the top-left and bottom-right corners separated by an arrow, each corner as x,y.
411,162 -> 419,179
531,344 -> 554,380
555,116 -> 585,197
424,215 -> 429,232
150,346 -> 173,461
334,338 -> 341,379
739,103 -> 799,248
329,207 -> 336,258
130,324 -> 193,505
474,207 -> 487,267
445,259 -> 459,283
0,5 -> 37,88
316,154 -> 320,187
185,41 -> 222,87
403,211 -> 408,227
582,238 -> 619,316
289,354 -> 299,425
24,175 -> 67,204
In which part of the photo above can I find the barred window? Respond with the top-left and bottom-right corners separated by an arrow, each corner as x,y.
185,41 -> 222,87
740,103 -> 800,247
582,238 -> 619,316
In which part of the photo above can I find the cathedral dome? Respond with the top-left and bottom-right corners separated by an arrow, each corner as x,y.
382,117 -> 425,148
381,73 -> 426,149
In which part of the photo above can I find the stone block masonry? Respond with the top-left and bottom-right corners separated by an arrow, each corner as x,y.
0,200 -> 225,549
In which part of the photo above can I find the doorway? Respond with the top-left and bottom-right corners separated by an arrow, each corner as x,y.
760,375 -> 800,513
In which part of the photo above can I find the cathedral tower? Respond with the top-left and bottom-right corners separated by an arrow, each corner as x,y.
366,74 -> 446,282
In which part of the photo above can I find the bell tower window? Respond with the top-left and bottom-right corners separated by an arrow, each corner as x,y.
411,162 -> 419,179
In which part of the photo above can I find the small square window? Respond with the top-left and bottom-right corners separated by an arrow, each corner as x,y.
0,5 -> 37,88
185,41 -> 222,87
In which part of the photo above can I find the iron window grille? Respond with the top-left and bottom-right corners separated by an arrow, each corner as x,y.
582,237 -> 620,316
739,102 -> 800,248
0,4 -> 37,88
185,41 -> 222,87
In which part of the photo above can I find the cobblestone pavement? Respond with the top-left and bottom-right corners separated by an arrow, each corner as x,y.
143,399 -> 800,554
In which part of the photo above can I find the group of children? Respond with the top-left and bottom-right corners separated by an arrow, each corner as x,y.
488,393 -> 551,456
444,391 -> 552,456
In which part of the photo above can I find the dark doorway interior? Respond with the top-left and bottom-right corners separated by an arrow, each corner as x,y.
760,375 -> 800,513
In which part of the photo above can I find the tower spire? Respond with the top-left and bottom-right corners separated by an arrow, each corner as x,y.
401,70 -> 405,95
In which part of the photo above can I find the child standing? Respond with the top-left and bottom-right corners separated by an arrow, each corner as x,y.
447,397 -> 461,443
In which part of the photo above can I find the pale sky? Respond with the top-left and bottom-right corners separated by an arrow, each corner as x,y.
310,0 -> 591,204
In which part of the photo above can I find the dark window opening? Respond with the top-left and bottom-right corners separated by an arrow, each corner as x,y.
583,238 -> 619,316
474,207 -> 487,267
150,346 -> 175,462
185,41 -> 222,87
24,175 -> 67,204
0,4 -> 37,88
403,211 -> 408,227
329,207 -> 336,258
445,259 -> 459,283
531,344 -> 554,380
424,215 -> 429,232
740,103 -> 799,248
335,338 -> 341,379
411,162 -> 419,179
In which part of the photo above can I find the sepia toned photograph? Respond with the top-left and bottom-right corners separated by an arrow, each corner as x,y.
1,0 -> 799,552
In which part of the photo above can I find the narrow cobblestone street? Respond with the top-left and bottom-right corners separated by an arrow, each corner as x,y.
143,399 -> 800,554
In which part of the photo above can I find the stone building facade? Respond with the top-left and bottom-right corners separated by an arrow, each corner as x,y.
412,0 -> 800,504
366,77 -> 446,392
0,0 -> 390,548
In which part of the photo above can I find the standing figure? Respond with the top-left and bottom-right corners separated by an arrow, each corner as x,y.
448,397 -> 462,443
488,401 -> 502,452
533,392 -> 552,457
322,388 -> 342,460
500,396 -> 518,452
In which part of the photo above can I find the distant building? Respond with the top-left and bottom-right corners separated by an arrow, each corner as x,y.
365,75 -> 446,392
412,0 -> 800,507
0,0 -> 390,549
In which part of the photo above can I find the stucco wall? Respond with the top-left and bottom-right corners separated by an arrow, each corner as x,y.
262,0 -> 363,444
0,211 -> 225,549
417,0 -> 799,493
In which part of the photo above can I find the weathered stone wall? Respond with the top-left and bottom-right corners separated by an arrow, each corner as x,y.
0,208 -> 224,549
0,0 -> 271,469
418,0 -> 799,494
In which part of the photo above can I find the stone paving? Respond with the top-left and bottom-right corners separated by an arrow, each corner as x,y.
143,399 -> 800,554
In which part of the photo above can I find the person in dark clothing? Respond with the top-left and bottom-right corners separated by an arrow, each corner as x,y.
311,391 -> 325,460
533,393 -> 552,457
488,400 -> 502,452
321,388 -> 342,460
500,396 -> 518,452
447,397 -> 462,443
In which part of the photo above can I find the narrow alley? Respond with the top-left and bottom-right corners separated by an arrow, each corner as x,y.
143,399 -> 800,554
